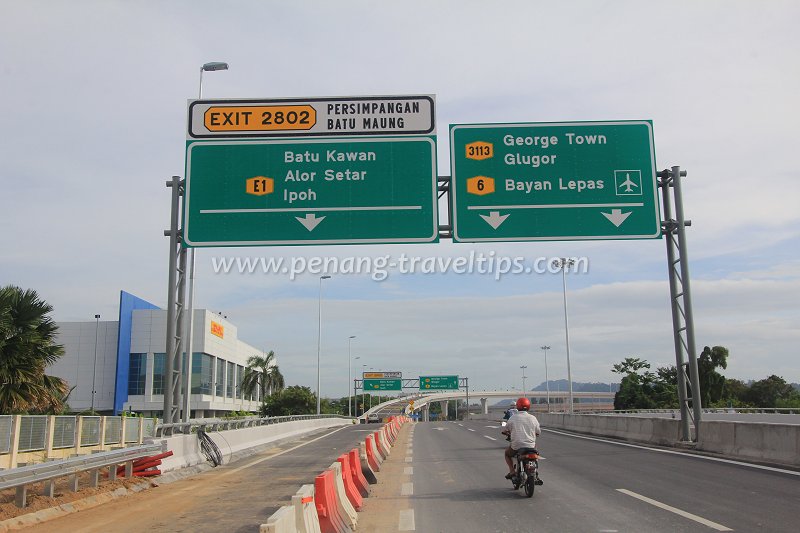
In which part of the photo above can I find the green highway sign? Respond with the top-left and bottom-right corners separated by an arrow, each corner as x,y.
419,375 -> 459,390
450,121 -> 661,242
184,137 -> 438,246
364,378 -> 402,391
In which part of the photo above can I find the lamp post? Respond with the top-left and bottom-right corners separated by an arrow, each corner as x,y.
553,258 -> 575,414
183,61 -> 229,423
361,363 -> 367,416
520,365 -> 528,396
348,336 -> 356,417
316,275 -> 331,414
91,314 -> 100,413
541,345 -> 551,412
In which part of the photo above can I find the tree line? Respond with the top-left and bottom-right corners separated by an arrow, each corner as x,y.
612,346 -> 800,410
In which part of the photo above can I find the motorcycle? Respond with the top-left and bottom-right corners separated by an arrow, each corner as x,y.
501,422 -> 543,497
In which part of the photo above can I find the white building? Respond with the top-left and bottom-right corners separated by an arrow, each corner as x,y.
49,291 -> 268,417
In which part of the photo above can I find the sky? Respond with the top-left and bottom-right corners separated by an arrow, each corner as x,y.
1,1 -> 798,398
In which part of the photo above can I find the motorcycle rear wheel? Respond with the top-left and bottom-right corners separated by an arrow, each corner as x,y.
524,475 -> 535,497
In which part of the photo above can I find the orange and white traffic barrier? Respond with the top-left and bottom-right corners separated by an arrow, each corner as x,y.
337,454 -> 363,511
314,470 -> 351,533
329,461 -> 358,530
366,434 -> 384,466
291,484 -> 322,533
360,441 -> 379,481
348,448 -> 370,496
375,430 -> 391,458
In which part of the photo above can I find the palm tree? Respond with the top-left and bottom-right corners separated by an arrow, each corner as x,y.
241,350 -> 285,412
0,286 -> 70,413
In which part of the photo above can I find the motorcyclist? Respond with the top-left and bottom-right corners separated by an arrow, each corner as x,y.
503,397 -> 541,479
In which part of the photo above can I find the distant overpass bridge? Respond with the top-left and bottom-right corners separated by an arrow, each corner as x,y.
363,390 -> 615,420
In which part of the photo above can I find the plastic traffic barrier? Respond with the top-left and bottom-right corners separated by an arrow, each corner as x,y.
364,436 -> 381,471
260,505 -> 296,533
336,454 -> 363,510
315,470 -> 351,533
292,484 -> 322,533
348,448 -> 370,496
329,462 -> 358,530
359,441 -> 378,484
375,430 -> 391,458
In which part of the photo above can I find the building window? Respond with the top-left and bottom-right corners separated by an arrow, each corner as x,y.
227,362 -> 235,398
236,364 -> 244,399
128,353 -> 146,395
153,353 -> 165,395
215,358 -> 225,397
191,353 -> 212,395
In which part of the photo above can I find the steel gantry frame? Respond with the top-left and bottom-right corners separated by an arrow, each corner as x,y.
354,377 -> 470,418
659,166 -> 702,441
164,167 -> 700,439
163,176 -> 188,426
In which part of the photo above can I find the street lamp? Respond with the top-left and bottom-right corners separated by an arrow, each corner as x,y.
361,363 -> 367,416
520,365 -> 528,396
183,61 -> 229,423
552,258 -> 575,414
316,275 -> 331,414
199,62 -> 229,98
348,336 -> 356,417
91,314 -> 100,413
541,346 -> 551,412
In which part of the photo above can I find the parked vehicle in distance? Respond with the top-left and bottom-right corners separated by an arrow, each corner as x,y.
367,413 -> 380,423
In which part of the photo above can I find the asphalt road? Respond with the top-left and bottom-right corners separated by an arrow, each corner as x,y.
25,423 -> 378,533
410,420 -> 800,533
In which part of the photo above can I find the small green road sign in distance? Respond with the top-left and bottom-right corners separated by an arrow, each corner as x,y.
364,378 -> 402,391
450,121 -> 661,242
184,137 -> 438,246
419,375 -> 459,390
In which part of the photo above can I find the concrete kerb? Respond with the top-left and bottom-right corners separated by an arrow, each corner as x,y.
539,413 -> 800,468
159,417 -> 352,473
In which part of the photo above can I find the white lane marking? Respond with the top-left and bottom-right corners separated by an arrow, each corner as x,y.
405,456 -> 413,462
433,427 -> 446,431
545,428 -> 800,476
458,423 -> 463,426
467,428 -> 476,432
484,435 -> 497,441
401,482 -> 414,496
404,466 -> 413,475
399,509 -> 416,531
617,489 -> 732,531
485,425 -> 500,428
223,426 -> 347,476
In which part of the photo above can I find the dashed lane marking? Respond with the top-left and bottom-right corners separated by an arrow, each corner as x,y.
484,435 -> 497,441
404,467 -> 413,475
617,489 -> 732,531
401,482 -> 414,496
399,509 -> 416,531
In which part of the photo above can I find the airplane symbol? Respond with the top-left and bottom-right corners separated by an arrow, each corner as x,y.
619,173 -> 639,193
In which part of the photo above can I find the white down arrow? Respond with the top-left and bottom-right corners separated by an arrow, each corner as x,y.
296,214 -> 325,231
601,209 -> 632,227
479,211 -> 509,230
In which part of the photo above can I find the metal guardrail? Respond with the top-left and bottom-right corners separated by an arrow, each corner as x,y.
155,414 -> 352,437
0,441 -> 166,507
593,408 -> 800,415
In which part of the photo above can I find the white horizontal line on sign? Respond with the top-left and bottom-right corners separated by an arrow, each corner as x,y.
201,205 -> 423,214
467,202 -> 644,210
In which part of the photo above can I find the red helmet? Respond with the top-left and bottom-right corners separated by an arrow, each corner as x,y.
516,397 -> 531,411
